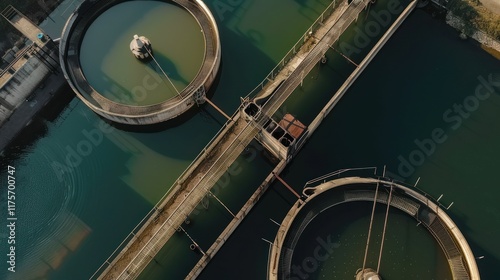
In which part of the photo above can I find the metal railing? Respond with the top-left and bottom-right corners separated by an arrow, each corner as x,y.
427,218 -> 470,279
243,0 -> 342,100
302,166 -> 453,212
304,167 -> 378,188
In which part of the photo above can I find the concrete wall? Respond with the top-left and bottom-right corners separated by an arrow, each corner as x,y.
93,95 -> 196,125
0,54 -> 52,125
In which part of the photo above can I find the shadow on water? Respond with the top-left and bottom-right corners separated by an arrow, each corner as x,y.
1,83 -> 75,162
39,84 -> 76,121
0,118 -> 48,161
147,51 -> 190,86
198,106 -> 226,128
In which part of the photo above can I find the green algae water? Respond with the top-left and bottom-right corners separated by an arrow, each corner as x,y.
1,0 -> 499,279
80,1 -> 205,106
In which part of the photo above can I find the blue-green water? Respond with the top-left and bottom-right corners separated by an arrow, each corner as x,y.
1,0 -> 499,279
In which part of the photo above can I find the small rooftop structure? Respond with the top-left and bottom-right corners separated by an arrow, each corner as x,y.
279,113 -> 306,139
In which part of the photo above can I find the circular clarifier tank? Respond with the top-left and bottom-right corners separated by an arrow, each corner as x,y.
269,177 -> 480,280
60,0 -> 221,125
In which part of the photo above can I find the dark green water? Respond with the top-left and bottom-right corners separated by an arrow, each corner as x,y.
0,0 -> 499,279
